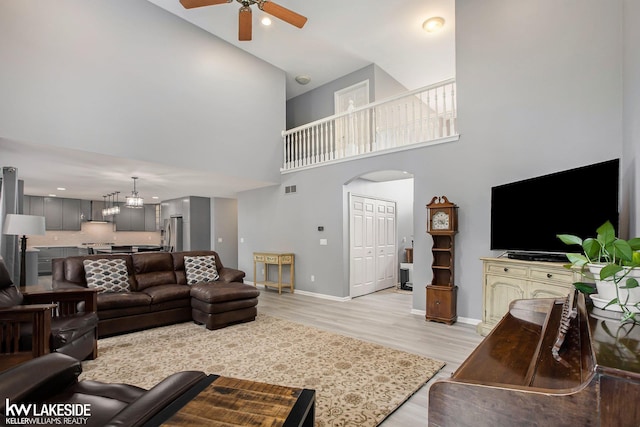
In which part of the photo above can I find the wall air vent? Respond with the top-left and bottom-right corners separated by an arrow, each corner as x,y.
285,185 -> 297,194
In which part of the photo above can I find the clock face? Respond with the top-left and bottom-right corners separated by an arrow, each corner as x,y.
432,211 -> 450,230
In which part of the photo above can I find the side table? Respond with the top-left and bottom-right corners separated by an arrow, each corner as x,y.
253,252 -> 295,294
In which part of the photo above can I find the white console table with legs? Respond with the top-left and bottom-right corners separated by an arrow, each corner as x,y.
253,252 -> 295,295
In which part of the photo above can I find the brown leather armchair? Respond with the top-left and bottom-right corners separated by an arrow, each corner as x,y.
0,352 -> 206,427
0,257 -> 98,371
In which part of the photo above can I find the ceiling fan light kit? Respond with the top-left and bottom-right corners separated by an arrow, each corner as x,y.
180,0 -> 307,41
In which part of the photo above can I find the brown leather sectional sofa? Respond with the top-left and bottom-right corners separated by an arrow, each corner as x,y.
52,250 -> 259,337
0,352 -> 207,427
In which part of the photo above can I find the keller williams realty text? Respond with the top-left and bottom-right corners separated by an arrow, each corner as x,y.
4,399 -> 91,425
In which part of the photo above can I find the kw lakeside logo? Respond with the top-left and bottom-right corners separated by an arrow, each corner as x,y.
4,399 -> 91,425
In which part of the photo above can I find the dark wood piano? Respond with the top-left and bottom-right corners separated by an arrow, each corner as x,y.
429,292 -> 640,426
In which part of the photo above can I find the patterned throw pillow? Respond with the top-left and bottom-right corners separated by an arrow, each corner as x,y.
83,259 -> 130,293
184,255 -> 219,285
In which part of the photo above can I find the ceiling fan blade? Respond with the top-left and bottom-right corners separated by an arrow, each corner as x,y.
179,0 -> 231,9
239,6 -> 252,41
260,1 -> 307,28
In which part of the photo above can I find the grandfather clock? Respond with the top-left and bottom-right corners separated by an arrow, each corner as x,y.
426,196 -> 458,324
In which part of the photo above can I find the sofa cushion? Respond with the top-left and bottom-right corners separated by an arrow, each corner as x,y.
184,256 -> 219,284
97,292 -> 152,310
191,297 -> 259,314
0,285 -> 23,308
83,259 -> 130,293
190,282 -> 260,304
132,252 -> 176,290
50,312 -> 99,349
142,284 -> 191,304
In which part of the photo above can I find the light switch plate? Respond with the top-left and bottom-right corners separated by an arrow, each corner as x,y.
320,239 -> 328,245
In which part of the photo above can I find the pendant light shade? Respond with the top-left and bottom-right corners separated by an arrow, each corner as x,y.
125,177 -> 144,208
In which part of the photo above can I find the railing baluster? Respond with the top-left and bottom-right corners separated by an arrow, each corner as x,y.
281,79 -> 457,171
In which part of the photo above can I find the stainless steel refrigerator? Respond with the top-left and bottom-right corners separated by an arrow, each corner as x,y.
163,216 -> 183,252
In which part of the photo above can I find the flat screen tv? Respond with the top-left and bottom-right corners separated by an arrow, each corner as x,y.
490,159 -> 619,260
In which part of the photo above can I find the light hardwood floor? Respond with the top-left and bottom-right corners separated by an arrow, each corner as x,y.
256,286 -> 484,426
38,275 -> 483,425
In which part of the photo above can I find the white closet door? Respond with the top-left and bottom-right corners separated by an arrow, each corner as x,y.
350,194 -> 397,297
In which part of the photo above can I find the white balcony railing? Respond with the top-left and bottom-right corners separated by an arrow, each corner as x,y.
282,78 -> 457,172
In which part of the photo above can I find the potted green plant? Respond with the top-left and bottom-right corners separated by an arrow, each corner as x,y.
557,220 -> 640,322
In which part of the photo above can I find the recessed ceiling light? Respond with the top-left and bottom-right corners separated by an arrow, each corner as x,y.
48,194 -> 57,197
295,75 -> 311,85
261,16 -> 272,26
56,187 -> 66,191
422,16 -> 445,33
152,196 -> 159,200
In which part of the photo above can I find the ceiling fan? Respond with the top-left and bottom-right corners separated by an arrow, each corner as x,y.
179,0 -> 308,41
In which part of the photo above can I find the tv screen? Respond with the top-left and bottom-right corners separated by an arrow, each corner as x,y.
490,159 -> 619,254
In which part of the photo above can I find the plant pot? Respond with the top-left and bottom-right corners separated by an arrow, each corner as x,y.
588,263 -> 640,306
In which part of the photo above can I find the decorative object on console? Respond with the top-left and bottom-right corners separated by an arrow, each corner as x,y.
558,220 -> 640,322
179,0 -> 308,42
426,196 -> 458,324
2,214 -> 45,287
184,255 -> 220,284
125,176 -> 144,208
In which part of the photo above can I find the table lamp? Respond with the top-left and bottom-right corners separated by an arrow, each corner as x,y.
2,214 -> 46,287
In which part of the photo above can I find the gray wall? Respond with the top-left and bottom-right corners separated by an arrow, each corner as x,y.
239,0 -> 627,320
0,0 -> 285,185
286,64 -> 408,129
623,0 -> 640,237
161,196 -> 210,251
211,197 -> 239,268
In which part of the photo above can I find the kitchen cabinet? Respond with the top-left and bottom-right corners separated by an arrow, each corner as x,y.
81,200 -> 91,222
114,203 -> 151,231
62,198 -> 81,230
37,247 -> 64,275
477,257 -> 578,336
144,204 -> 159,231
44,197 -> 63,230
37,246 -> 87,275
24,195 -> 44,216
32,196 -> 82,231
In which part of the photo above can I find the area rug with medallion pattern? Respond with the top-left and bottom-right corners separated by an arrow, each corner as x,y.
81,314 -> 444,426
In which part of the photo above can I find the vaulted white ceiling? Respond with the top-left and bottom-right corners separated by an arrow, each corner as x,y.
3,0 -> 454,201
147,0 -> 455,99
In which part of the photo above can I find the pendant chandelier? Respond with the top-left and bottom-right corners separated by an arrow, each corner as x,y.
125,177 -> 144,208
102,192 -> 121,216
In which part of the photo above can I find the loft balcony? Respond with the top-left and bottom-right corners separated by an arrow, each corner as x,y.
281,78 -> 458,173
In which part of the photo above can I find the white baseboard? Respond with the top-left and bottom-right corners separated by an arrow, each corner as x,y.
248,282 -> 352,302
410,309 -> 480,326
294,289 -> 352,302
251,281 -> 481,322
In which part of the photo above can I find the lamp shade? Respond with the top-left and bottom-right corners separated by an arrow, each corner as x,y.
2,214 -> 46,236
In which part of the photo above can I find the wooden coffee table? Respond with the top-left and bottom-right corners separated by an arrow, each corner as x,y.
147,375 -> 315,427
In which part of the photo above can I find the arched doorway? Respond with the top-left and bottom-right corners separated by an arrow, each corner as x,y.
345,170 -> 414,298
